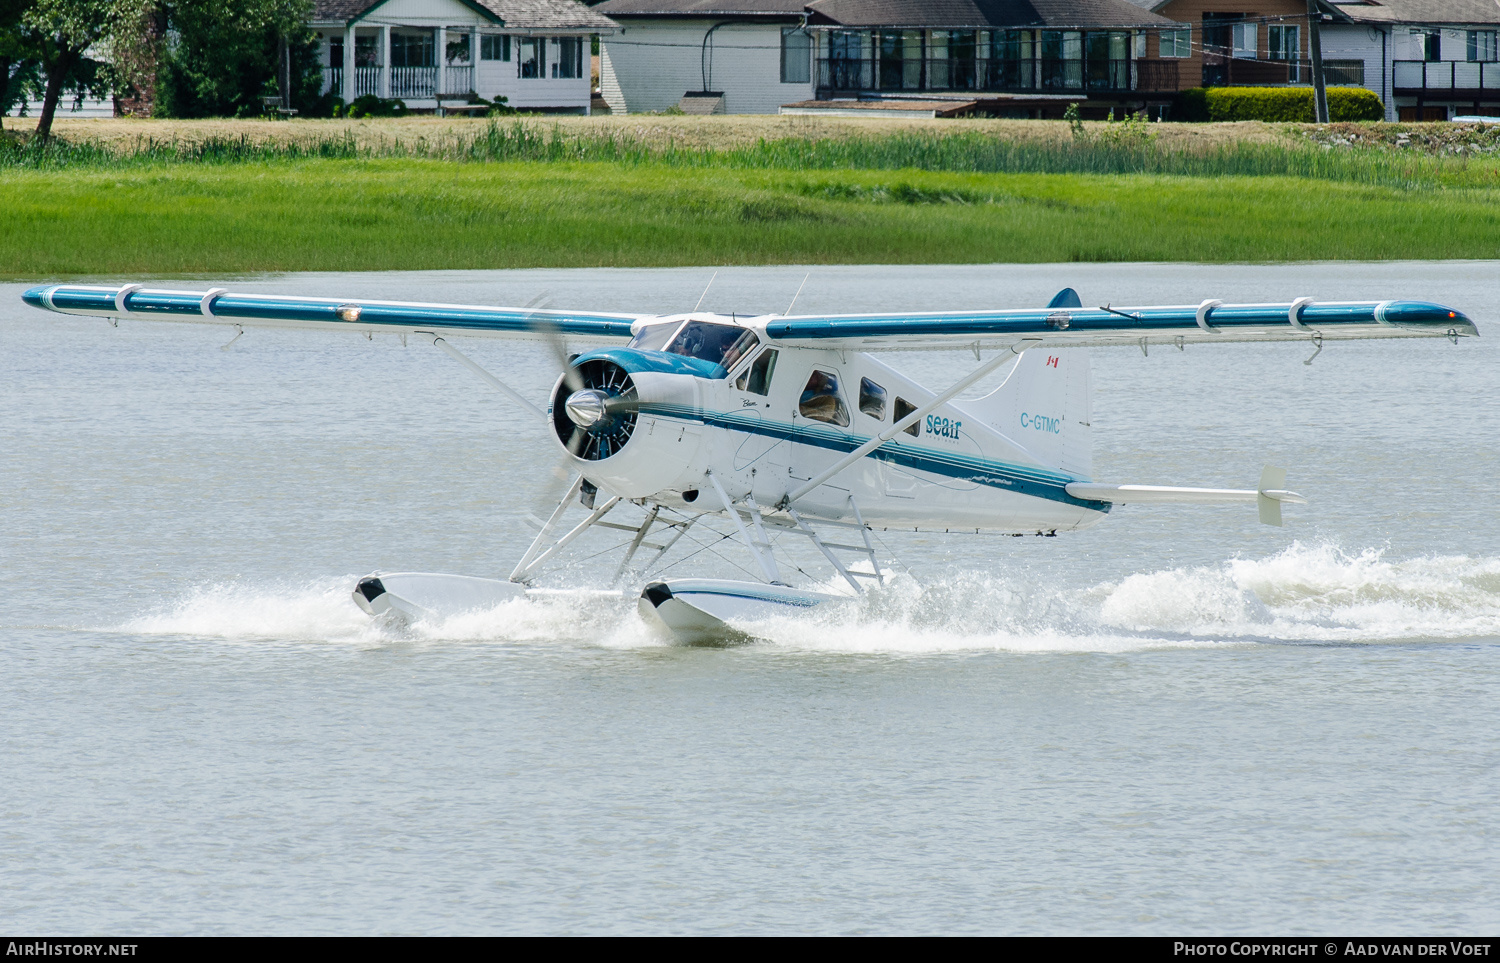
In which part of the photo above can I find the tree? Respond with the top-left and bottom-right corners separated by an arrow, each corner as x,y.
0,0 -> 38,130
155,0 -> 314,119
23,0 -> 116,140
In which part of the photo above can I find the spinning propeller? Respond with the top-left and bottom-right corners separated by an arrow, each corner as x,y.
520,294 -> 642,462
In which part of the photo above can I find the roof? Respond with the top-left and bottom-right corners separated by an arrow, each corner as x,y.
1327,0 -> 1500,25
803,0 -> 1178,29
593,0 -> 807,16
312,0 -> 619,30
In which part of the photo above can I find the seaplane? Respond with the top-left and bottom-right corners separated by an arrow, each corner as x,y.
23,281 -> 1478,642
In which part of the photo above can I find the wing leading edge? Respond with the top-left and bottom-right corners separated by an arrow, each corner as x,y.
22,284 -> 642,341
763,299 -> 1477,350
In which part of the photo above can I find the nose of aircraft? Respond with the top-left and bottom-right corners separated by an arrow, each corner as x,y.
564,389 -> 608,428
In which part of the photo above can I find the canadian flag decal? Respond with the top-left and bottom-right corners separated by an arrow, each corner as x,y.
1046,356 -> 1059,368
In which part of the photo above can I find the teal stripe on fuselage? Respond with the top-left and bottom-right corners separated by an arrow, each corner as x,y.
636,402 -> 1109,512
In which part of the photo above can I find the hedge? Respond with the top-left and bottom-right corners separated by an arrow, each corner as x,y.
1174,86 -> 1384,123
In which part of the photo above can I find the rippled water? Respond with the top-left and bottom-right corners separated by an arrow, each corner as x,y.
3,263 -> 1497,934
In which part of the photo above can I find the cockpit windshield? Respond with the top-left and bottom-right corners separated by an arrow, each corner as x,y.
665,321 -> 759,371
628,322 -> 680,352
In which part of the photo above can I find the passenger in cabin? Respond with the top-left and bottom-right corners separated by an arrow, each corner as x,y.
799,370 -> 850,427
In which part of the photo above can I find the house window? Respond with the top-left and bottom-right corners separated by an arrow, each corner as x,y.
1231,22 -> 1257,58
1268,24 -> 1299,61
1417,29 -> 1441,62
355,34 -> 379,67
880,29 -> 923,89
858,378 -> 886,420
391,32 -> 434,67
519,36 -> 544,78
481,35 -> 510,62
799,370 -> 850,427
893,397 -> 919,437
1469,30 -> 1498,62
782,27 -> 811,84
553,37 -> 583,78
1159,29 -> 1190,58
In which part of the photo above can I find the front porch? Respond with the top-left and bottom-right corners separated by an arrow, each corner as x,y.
310,0 -> 614,114
316,25 -> 488,107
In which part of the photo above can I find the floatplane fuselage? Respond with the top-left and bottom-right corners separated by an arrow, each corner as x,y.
24,282 -> 1478,642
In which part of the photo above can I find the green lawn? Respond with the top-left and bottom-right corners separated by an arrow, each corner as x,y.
3,157 -> 1498,277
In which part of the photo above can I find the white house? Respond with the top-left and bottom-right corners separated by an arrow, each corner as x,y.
1320,0 -> 1500,120
594,0 -> 816,114
594,0 -> 1182,117
311,0 -> 619,113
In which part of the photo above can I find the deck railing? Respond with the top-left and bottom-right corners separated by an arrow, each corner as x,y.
442,65 -> 474,96
1394,59 -> 1500,91
355,67 -> 380,98
390,66 -> 437,100
817,56 -> 1175,94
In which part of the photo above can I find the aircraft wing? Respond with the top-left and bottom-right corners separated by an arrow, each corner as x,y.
763,300 -> 1478,351
21,284 -> 642,341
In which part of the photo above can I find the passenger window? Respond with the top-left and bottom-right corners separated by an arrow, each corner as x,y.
894,396 -> 920,437
799,370 -> 850,427
736,347 -> 779,395
858,377 -> 886,420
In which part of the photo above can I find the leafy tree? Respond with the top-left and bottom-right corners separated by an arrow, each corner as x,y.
1,0 -> 39,130
22,0 -> 119,140
156,0 -> 315,119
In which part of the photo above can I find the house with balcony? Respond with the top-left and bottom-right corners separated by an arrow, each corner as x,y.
596,0 -> 1189,117
1133,0 -> 1365,92
1320,0 -> 1500,120
311,0 -> 618,113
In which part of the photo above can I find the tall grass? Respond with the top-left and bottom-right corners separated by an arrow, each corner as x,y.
3,121 -> 1495,189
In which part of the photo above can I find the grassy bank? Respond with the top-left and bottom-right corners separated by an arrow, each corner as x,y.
3,119 -> 1498,276
4,157 -> 1498,276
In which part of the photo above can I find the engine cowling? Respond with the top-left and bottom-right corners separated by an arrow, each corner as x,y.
548,349 -> 712,499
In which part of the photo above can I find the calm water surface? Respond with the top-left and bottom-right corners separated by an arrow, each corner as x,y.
2,263 -> 1497,934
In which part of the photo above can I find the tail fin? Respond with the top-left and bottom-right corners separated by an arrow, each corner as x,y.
1047,287 -> 1082,309
962,347 -> 1092,478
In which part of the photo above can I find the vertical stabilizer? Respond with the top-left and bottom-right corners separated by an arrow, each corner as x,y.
961,348 -> 1092,478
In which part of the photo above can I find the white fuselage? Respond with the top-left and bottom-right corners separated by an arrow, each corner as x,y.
552,314 -> 1109,535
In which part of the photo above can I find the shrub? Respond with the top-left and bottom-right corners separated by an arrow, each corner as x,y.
1175,87 -> 1210,122
341,94 -> 408,118
1186,86 -> 1384,123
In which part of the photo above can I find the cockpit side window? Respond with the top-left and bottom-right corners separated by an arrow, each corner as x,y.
629,321 -> 682,352
736,348 -> 778,395
859,377 -> 886,420
666,321 -> 758,369
894,396 -> 920,437
799,369 -> 851,428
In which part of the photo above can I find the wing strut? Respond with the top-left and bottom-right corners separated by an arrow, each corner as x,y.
707,471 -> 783,584
785,339 -> 1042,505
424,333 -> 545,420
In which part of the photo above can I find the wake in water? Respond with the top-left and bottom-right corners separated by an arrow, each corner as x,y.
119,543 -> 1500,653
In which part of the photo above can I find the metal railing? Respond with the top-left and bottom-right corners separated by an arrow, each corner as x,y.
1394,59 -> 1500,91
817,56 -> 1172,94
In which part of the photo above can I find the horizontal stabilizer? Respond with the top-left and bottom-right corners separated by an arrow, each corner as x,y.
1065,466 -> 1307,527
